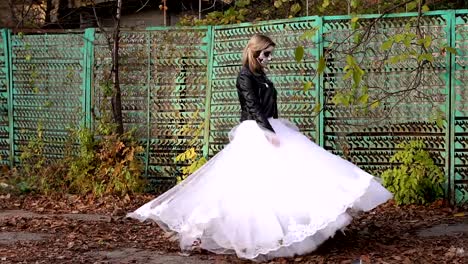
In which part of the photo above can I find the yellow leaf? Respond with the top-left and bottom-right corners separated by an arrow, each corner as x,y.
454,212 -> 465,217
422,4 -> 430,12
190,148 -> 197,159
370,100 -> 380,109
175,152 -> 185,162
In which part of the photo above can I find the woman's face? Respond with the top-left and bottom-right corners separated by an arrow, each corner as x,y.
256,45 -> 274,67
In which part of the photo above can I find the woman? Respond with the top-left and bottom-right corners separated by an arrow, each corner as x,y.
127,34 -> 393,262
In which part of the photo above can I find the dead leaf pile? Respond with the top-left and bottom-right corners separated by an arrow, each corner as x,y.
0,195 -> 466,263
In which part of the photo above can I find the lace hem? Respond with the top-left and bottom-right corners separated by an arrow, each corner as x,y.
127,176 -> 381,261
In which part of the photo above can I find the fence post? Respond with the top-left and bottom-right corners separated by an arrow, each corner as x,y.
145,31 -> 152,178
447,10 -> 456,205
315,17 -> 325,148
1,29 -> 14,167
83,28 -> 95,129
202,26 -> 215,158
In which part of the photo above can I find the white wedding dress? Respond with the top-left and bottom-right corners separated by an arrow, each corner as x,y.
127,118 -> 393,261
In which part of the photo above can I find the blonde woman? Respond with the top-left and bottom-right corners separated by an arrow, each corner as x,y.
128,34 -> 392,262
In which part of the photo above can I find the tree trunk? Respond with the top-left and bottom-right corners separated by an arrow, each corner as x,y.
111,0 -> 124,135
44,0 -> 52,25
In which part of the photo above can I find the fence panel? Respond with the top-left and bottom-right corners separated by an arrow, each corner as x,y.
0,30 -> 11,166
10,32 -> 86,163
1,10 -> 468,204
322,13 -> 451,190
452,10 -> 468,204
209,18 -> 322,157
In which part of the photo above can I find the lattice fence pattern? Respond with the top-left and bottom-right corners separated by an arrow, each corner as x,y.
453,12 -> 468,204
0,30 -> 10,166
322,14 -> 450,181
0,10 -> 467,203
147,28 -> 210,189
209,18 -> 320,157
10,33 -> 85,163
93,28 -> 210,190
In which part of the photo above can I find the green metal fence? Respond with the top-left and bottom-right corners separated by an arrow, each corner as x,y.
92,28 -> 212,188
0,10 -> 467,204
322,12 -> 452,201
453,11 -> 468,204
0,31 -> 10,166
209,18 -> 321,156
10,32 -> 87,165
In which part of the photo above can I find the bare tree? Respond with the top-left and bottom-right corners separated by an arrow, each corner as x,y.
111,0 -> 124,135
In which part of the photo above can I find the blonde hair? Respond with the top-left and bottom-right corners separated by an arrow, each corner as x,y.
242,34 -> 276,74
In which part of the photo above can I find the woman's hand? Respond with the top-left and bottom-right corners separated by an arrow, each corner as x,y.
264,131 -> 280,147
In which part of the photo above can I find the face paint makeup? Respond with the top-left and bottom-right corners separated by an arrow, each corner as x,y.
257,46 -> 274,67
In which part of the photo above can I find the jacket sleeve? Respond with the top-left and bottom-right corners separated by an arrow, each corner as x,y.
237,73 -> 275,133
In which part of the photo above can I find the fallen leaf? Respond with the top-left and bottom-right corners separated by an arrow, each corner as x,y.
360,255 -> 371,263
67,241 -> 74,249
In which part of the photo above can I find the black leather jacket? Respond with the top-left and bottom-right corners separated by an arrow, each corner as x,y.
236,66 -> 278,133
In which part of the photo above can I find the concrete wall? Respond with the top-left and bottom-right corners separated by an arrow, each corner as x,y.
99,10 -> 180,28
0,2 -> 185,29
121,10 -> 179,27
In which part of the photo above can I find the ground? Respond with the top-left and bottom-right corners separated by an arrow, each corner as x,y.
0,193 -> 467,264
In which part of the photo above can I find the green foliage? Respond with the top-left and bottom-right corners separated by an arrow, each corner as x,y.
177,0 -> 305,26
381,30 -> 435,65
174,110 -> 207,183
67,127 -> 146,197
11,123 -> 146,197
299,28 -> 319,41
303,81 -> 313,92
430,108 -> 446,129
66,86 -> 146,197
14,122 -> 71,195
19,122 -> 46,180
294,1 -> 457,123
317,56 -> 326,75
294,45 -> 304,62
381,140 -> 445,205
178,1 -> 249,26
316,0 -> 447,16
328,55 -> 369,110
6,45 -> 146,197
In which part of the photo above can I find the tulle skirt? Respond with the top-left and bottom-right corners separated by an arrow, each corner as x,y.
127,119 -> 393,261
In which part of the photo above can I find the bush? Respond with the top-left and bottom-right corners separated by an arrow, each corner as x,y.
67,127 -> 146,197
14,122 -> 70,195
381,140 -> 444,205
9,124 -> 146,197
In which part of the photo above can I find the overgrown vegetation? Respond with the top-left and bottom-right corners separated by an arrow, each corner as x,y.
12,122 -> 71,195
291,1 -> 454,195
177,0 -> 468,26
294,0 -> 456,124
2,0 -> 464,202
174,110 -> 207,183
7,118 -> 146,197
381,140 -> 445,205
178,0 -> 303,26
1,32 -> 147,197
66,127 -> 145,197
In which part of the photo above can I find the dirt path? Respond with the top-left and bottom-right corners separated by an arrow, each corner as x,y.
0,194 -> 466,263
